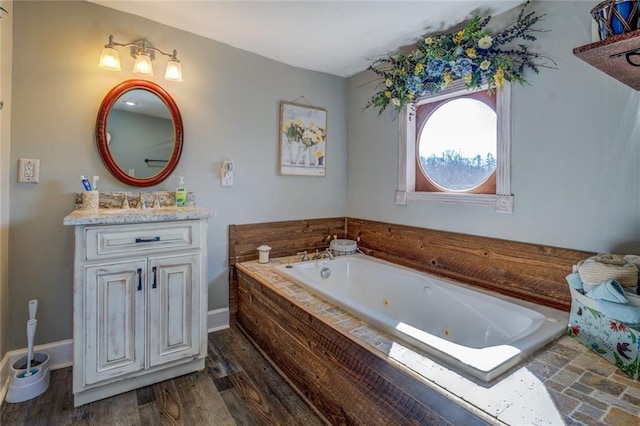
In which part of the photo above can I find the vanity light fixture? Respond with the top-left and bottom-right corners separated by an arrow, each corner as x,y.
98,35 -> 183,82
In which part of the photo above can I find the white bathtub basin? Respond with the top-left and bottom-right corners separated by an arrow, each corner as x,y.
276,254 -> 568,384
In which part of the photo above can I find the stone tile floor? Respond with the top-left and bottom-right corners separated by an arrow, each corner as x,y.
239,258 -> 640,425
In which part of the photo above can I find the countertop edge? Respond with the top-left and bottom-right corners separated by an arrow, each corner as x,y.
63,207 -> 215,226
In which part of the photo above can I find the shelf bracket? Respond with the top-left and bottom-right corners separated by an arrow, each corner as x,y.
610,47 -> 640,66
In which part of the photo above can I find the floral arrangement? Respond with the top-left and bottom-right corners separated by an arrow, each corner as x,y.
282,119 -> 305,142
282,119 -> 326,166
365,1 -> 555,115
302,122 -> 326,148
283,119 -> 326,148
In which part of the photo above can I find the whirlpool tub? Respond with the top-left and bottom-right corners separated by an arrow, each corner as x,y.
276,254 -> 568,383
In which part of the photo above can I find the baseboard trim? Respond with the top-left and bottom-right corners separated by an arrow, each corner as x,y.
208,307 -> 230,333
0,307 -> 230,407
0,355 -> 8,408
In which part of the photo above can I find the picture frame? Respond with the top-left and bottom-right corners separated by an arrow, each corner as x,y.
278,101 -> 327,176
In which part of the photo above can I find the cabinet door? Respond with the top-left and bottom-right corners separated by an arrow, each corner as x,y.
148,254 -> 201,367
85,260 -> 146,385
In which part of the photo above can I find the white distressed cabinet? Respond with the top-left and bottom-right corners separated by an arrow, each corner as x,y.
69,218 -> 209,406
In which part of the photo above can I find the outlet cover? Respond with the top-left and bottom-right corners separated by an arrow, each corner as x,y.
18,158 -> 40,183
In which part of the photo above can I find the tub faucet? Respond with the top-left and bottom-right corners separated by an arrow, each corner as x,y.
297,251 -> 309,262
312,249 -> 334,261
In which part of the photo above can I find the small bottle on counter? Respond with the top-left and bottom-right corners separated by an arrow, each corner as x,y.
175,177 -> 187,207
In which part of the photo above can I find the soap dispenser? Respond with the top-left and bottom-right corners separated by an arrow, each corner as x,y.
175,177 -> 187,207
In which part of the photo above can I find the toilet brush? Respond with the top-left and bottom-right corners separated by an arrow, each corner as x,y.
29,299 -> 38,321
17,300 -> 41,369
6,299 -> 51,403
17,319 -> 38,378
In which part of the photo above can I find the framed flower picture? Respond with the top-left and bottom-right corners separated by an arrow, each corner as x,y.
278,101 -> 327,176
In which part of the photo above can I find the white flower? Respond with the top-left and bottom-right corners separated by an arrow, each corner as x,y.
478,35 -> 493,49
391,98 -> 401,107
385,78 -> 393,87
480,60 -> 491,70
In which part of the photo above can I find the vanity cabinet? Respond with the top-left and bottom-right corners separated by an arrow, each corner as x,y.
69,219 -> 208,406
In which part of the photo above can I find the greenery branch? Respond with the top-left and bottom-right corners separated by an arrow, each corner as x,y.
364,0 -> 557,116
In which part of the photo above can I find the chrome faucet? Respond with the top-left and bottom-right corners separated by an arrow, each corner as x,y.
312,249 -> 334,260
297,251 -> 309,262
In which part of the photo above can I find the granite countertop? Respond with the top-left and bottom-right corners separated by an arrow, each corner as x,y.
63,206 -> 215,226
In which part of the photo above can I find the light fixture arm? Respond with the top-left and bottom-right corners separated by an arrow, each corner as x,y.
146,46 -> 179,62
105,35 -> 179,61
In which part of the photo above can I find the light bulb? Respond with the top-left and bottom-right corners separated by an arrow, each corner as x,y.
98,47 -> 121,71
164,59 -> 183,82
133,53 -> 153,76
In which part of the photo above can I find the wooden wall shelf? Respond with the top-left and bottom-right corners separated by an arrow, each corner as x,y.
574,28 -> 640,90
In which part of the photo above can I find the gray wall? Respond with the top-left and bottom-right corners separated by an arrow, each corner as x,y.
9,1 -> 347,349
347,1 -> 640,254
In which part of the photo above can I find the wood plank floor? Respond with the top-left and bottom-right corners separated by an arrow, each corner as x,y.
0,327 -> 325,425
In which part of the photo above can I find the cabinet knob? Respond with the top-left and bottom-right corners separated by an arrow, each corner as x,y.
152,266 -> 157,289
137,268 -> 142,291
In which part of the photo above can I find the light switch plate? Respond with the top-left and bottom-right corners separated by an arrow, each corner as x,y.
18,158 -> 40,183
221,161 -> 233,186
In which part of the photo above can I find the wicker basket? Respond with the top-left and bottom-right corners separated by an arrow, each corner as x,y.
329,239 -> 357,256
577,254 -> 638,288
591,0 -> 640,40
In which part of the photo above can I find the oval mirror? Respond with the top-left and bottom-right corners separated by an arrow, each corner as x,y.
96,80 -> 183,187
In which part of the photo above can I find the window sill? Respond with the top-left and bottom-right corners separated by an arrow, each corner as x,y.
395,191 -> 514,213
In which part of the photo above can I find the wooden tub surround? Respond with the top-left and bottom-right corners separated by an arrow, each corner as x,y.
237,259 -> 491,424
229,218 -> 640,424
229,217 -> 346,325
236,258 -> 640,425
230,218 -> 593,318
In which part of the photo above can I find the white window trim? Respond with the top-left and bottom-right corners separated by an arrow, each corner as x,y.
396,82 -> 514,213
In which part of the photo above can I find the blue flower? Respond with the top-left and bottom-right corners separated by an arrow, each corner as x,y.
405,75 -> 424,94
426,59 -> 446,77
451,58 -> 473,77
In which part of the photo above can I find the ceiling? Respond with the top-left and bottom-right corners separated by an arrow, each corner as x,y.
114,89 -> 172,118
89,1 -> 523,78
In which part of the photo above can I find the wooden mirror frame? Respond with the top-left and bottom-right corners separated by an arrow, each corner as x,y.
96,80 -> 183,187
